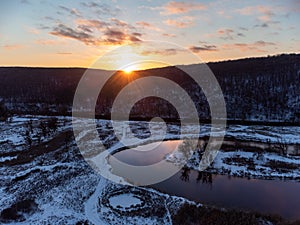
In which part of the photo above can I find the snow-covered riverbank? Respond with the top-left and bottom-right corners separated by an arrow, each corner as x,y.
1,116 -> 300,224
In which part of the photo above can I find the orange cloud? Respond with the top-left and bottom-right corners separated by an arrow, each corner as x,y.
237,5 -> 275,22
3,45 -> 24,50
111,18 -> 130,28
102,29 -> 142,44
161,1 -> 206,15
162,33 -> 176,37
56,52 -> 72,55
136,21 -> 162,32
76,19 -> 108,31
35,39 -> 58,45
164,16 -> 194,28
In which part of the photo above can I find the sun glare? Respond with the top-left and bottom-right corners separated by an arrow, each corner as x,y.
122,65 -> 137,74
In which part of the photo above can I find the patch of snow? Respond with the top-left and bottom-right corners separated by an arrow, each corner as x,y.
0,155 -> 17,162
109,193 -> 142,209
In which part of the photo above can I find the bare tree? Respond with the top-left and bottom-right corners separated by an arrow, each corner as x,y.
0,101 -> 9,122
48,118 -> 58,133
25,130 -> 32,147
39,121 -> 48,137
275,137 -> 288,156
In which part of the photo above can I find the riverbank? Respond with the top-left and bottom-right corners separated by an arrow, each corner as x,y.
167,148 -> 300,180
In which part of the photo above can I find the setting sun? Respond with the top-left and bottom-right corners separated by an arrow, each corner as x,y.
122,65 -> 137,74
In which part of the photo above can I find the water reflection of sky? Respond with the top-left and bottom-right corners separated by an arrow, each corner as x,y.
153,170 -> 300,220
112,140 -> 182,166
111,140 -> 300,220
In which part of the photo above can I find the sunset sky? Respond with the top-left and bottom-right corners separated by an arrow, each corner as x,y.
0,0 -> 299,70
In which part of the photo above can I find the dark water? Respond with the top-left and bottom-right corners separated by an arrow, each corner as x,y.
110,140 -> 300,220
152,170 -> 300,220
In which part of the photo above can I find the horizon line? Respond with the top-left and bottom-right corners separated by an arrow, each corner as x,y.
0,52 -> 298,72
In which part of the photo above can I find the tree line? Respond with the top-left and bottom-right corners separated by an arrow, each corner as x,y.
0,54 -> 299,123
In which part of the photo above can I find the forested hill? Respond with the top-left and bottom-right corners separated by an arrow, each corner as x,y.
209,54 -> 300,123
0,53 -> 299,124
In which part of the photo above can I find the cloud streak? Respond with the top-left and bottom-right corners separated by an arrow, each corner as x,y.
59,5 -> 81,17
2,44 -> 24,50
57,52 -> 72,55
236,5 -> 283,26
50,22 -> 142,46
141,48 -> 182,56
163,16 -> 194,28
50,24 -> 95,45
189,45 -> 218,53
35,39 -> 58,45
136,21 -> 162,32
218,28 -> 235,40
80,1 -> 120,17
102,29 -> 142,44
76,19 -> 108,31
160,1 -> 206,15
222,41 -> 276,52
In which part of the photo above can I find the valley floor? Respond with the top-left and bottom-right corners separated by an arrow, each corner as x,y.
1,116 -> 300,224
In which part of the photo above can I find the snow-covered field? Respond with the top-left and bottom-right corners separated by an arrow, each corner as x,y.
0,116 -> 193,224
1,116 -> 299,224
167,148 -> 300,180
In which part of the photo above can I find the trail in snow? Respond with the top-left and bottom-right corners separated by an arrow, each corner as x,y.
85,178 -> 108,225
